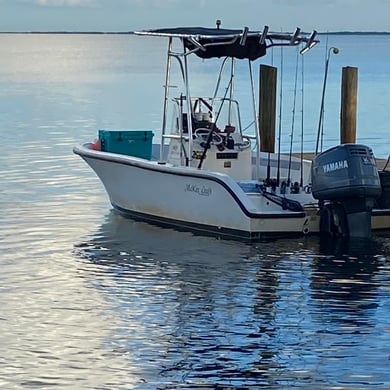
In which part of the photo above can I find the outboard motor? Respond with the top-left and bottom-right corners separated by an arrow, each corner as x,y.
311,144 -> 382,238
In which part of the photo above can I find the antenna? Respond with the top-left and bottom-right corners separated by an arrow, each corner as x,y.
315,45 -> 340,154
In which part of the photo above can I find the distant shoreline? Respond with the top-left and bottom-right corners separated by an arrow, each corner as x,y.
0,31 -> 390,35
0,31 -> 134,35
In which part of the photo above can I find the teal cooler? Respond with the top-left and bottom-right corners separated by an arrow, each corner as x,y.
98,130 -> 154,159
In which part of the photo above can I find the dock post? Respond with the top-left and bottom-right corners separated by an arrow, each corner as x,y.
259,64 -> 277,152
340,66 -> 358,144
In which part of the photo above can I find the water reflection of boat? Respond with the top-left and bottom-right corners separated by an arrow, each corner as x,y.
75,209 -> 389,268
310,235 -> 387,326
75,210 -> 251,266
73,211 -> 390,385
73,23 -> 390,240
76,211 -> 388,315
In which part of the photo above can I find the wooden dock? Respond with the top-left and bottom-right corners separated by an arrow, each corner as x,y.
260,65 -> 388,173
293,153 -> 388,171
375,158 -> 388,170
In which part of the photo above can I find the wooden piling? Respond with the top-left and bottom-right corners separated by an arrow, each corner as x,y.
340,66 -> 358,144
259,64 -> 277,152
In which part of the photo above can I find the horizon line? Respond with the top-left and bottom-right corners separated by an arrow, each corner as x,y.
1,30 -> 390,35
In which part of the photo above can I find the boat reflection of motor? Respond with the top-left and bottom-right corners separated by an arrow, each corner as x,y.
311,236 -> 380,325
319,233 -> 378,258
311,144 -> 382,238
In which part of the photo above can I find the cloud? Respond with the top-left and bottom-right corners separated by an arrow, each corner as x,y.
35,0 -> 95,6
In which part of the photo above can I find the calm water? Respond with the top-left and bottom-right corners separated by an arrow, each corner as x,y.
1,33 -> 390,389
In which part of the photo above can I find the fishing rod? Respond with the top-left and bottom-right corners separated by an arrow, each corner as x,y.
197,76 -> 233,169
383,154 -> 390,171
300,52 -> 305,187
287,47 -> 300,186
276,44 -> 284,187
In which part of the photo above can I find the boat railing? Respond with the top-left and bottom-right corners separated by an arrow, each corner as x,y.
182,34 -> 245,57
162,134 -> 190,141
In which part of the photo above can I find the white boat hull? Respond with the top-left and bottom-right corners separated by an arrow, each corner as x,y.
74,145 -> 316,239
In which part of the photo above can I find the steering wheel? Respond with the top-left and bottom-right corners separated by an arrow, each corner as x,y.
194,128 -> 223,145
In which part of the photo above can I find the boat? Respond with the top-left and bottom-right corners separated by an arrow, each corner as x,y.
74,24 -> 390,241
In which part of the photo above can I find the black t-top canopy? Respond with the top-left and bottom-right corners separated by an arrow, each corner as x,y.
135,26 -> 318,61
136,27 -> 267,60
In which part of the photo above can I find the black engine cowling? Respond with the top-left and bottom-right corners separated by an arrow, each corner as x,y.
311,144 -> 382,238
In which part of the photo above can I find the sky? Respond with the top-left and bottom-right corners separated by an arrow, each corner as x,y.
0,0 -> 390,33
